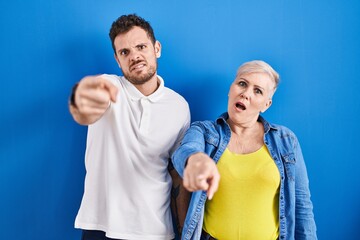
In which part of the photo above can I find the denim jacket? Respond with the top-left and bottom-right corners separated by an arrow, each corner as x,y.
172,113 -> 317,240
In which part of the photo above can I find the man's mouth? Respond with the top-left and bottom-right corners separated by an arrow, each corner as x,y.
235,102 -> 246,110
131,61 -> 146,71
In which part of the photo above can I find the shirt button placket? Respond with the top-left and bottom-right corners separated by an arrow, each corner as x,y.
140,98 -> 150,133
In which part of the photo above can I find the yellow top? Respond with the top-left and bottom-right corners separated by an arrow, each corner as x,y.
203,146 -> 280,240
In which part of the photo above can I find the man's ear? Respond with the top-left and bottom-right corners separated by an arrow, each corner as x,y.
114,53 -> 121,68
155,40 -> 161,58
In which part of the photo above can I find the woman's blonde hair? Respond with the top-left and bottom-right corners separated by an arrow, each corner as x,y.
236,60 -> 280,96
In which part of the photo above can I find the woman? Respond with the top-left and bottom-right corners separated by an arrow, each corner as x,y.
172,60 -> 317,240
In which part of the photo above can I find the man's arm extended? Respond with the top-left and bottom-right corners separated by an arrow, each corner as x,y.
69,76 -> 118,125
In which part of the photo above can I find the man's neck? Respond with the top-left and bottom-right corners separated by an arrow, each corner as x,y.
134,76 -> 160,96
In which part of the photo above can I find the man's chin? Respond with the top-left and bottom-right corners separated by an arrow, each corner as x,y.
130,79 -> 150,85
125,73 -> 156,85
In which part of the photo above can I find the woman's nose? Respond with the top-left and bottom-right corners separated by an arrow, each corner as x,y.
240,91 -> 249,99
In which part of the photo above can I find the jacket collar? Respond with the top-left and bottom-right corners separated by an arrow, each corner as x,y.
216,112 -> 279,133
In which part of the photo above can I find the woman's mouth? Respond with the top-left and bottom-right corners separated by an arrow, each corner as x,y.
235,102 -> 246,110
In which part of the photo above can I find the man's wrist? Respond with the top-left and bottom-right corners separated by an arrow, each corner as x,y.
69,83 -> 79,108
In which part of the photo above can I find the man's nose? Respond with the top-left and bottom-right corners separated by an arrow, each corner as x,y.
129,50 -> 140,62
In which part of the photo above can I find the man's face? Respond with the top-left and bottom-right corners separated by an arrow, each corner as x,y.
113,26 -> 161,85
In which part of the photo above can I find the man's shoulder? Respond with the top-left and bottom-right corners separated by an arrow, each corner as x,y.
100,74 -> 122,85
162,86 -> 189,106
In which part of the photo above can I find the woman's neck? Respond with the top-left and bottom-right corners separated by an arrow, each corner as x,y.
227,119 -> 265,154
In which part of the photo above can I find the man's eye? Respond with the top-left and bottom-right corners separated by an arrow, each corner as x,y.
137,45 -> 146,50
120,50 -> 128,55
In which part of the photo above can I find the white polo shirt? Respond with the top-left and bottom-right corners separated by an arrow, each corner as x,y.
75,74 -> 190,240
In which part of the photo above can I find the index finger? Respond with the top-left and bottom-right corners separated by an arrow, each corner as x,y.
207,171 -> 220,200
96,77 -> 118,102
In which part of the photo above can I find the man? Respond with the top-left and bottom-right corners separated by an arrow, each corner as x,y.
69,14 -> 190,240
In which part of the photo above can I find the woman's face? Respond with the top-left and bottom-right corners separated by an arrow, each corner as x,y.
227,72 -> 275,125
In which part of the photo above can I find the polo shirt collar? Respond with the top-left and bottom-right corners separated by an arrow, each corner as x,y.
121,75 -> 164,102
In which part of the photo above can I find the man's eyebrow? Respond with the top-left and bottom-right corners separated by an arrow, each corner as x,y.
117,48 -> 128,54
135,42 -> 149,46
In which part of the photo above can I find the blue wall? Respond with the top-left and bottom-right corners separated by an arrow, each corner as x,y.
1,0 -> 359,239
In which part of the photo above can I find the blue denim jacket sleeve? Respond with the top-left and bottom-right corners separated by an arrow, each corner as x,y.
172,120 -> 222,240
294,140 -> 317,239
172,122 -> 207,178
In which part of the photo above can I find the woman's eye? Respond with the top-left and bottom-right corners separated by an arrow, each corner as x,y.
239,81 -> 246,87
255,88 -> 263,94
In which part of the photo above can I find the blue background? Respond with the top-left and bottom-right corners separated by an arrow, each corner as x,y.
1,0 -> 359,239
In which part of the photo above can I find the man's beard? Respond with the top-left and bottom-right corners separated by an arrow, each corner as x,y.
123,64 -> 157,86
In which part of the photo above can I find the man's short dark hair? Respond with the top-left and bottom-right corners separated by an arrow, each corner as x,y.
109,14 -> 156,53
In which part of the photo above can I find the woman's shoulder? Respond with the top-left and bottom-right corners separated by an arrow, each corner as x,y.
266,120 -> 298,140
190,119 -> 217,129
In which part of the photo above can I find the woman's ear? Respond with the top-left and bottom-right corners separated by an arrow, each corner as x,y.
261,99 -> 272,113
